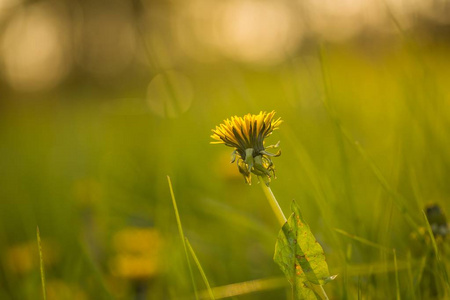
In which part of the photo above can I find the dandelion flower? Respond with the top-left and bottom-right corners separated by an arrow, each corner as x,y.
109,227 -> 163,279
211,111 -> 282,185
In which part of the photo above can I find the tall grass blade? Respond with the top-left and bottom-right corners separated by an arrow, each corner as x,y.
335,120 -> 418,230
406,251 -> 416,300
198,277 -> 287,299
413,255 -> 427,291
185,238 -> 215,300
317,45 -> 355,212
422,210 -> 450,291
167,175 -> 199,300
36,226 -> 46,300
282,126 -> 348,267
318,46 -> 420,231
334,228 -> 390,252
357,276 -> 362,300
393,249 -> 401,300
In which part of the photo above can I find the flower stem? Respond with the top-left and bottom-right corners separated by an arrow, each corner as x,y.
258,177 -> 287,226
259,179 -> 331,300
319,285 -> 329,300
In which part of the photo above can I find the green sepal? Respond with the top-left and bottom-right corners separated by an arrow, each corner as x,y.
230,150 -> 237,163
253,155 -> 272,176
244,148 -> 254,172
261,150 -> 281,157
265,141 -> 280,149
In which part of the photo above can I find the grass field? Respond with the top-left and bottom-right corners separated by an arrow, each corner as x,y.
1,12 -> 450,299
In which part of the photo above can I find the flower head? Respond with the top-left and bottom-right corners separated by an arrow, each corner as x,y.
110,227 -> 163,279
211,111 -> 282,185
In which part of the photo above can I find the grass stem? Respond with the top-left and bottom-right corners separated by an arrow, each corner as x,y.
334,228 -> 390,252
393,249 -> 401,300
36,226 -> 46,300
422,210 -> 450,291
185,238 -> 215,300
167,176 -> 199,300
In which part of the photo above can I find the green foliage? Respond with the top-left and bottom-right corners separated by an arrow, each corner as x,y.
274,200 -> 335,299
1,40 -> 450,299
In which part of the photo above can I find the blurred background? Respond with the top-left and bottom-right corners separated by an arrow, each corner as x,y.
1,0 -> 450,299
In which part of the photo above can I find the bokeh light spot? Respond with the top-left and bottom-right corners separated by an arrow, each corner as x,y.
213,0 -> 302,65
1,3 -> 70,92
146,71 -> 193,118
75,4 -> 136,78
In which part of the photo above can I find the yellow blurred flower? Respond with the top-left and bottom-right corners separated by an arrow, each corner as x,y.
109,227 -> 163,280
5,239 -> 59,275
211,111 -> 282,185
46,280 -> 87,300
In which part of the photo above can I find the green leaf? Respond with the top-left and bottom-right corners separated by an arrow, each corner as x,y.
293,278 -> 321,300
274,200 -> 335,299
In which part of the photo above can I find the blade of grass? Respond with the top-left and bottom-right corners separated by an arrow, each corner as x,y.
422,210 -> 450,292
197,277 -> 287,299
334,228 -> 391,252
345,260 -> 416,276
393,249 -> 401,300
406,251 -> 416,300
342,244 -> 351,300
36,226 -> 46,300
334,117 -> 418,231
318,46 -> 420,231
413,255 -> 427,290
357,276 -> 362,300
282,126 -> 346,263
422,211 -> 441,262
78,240 -> 114,297
408,168 -> 425,213
185,238 -> 215,300
199,270 -> 393,299
317,45 -> 355,215
167,175 -> 199,300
